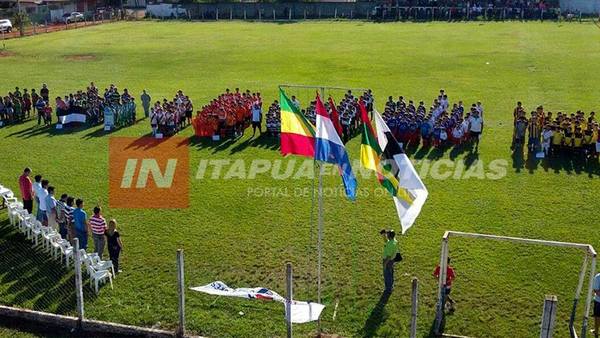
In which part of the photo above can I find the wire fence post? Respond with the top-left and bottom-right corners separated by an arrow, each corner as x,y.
540,295 -> 557,338
410,277 -> 419,338
73,238 -> 84,330
286,263 -> 293,338
176,249 -> 185,337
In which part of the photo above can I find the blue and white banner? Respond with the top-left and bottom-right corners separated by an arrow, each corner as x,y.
190,281 -> 325,323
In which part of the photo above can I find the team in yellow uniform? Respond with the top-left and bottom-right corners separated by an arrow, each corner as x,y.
513,103 -> 599,159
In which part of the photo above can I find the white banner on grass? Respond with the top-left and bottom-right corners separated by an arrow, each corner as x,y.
190,281 -> 325,323
58,113 -> 87,125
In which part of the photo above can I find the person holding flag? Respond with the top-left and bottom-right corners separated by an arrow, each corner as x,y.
314,93 -> 357,200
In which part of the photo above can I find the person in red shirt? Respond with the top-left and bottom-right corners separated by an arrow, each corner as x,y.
433,257 -> 456,312
18,167 -> 33,214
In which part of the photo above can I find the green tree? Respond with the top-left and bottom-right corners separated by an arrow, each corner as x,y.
13,11 -> 30,37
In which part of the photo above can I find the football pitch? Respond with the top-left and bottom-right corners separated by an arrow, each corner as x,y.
0,21 -> 599,337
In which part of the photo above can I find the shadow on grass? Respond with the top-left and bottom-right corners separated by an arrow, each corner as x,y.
188,132 -> 280,155
188,136 -> 237,154
4,118 -> 144,140
229,133 -> 280,154
4,123 -> 102,139
427,313 -> 446,338
0,219 -> 98,315
511,147 -> 600,177
360,291 -> 390,338
119,132 -> 190,151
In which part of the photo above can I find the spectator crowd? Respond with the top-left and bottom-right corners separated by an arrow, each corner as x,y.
17,168 -> 123,273
376,0 -> 560,21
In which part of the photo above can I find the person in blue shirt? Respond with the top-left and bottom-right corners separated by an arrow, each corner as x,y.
35,97 -> 46,125
398,119 -> 409,144
72,198 -> 90,250
593,272 -> 600,338
421,118 -> 433,147
432,123 -> 442,148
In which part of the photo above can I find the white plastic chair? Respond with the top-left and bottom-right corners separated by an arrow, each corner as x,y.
80,250 -> 92,275
43,230 -> 60,254
24,218 -> 36,240
30,221 -> 43,246
18,212 -> 33,235
51,237 -> 67,260
7,200 -> 23,226
81,251 -> 113,276
91,254 -> 115,278
41,226 -> 55,251
0,185 -> 16,203
59,241 -> 74,268
1,189 -> 16,211
86,264 -> 113,294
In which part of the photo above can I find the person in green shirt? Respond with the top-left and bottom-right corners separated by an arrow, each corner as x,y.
381,229 -> 399,293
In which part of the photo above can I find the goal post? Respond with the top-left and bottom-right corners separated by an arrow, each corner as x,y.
434,231 -> 597,338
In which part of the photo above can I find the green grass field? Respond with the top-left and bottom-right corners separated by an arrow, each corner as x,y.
0,21 -> 599,338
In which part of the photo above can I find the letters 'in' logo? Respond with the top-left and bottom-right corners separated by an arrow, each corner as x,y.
109,137 -> 189,209
120,159 -> 178,189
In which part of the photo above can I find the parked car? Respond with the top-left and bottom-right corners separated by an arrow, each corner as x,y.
0,19 -> 12,33
63,12 -> 84,24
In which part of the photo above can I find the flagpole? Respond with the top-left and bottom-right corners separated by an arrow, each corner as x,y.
316,87 -> 326,335
316,160 -> 324,334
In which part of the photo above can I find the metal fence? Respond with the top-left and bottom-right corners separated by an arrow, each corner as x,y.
144,3 -> 585,22
372,6 -> 563,21
0,188 -> 178,336
0,11 -> 124,41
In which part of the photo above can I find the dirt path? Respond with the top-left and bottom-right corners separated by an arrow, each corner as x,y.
0,20 -> 114,41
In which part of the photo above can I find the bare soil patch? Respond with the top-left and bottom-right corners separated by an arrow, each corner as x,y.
64,54 -> 97,61
0,50 -> 16,58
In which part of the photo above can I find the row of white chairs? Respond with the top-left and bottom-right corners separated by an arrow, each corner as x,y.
1,184 -> 114,294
